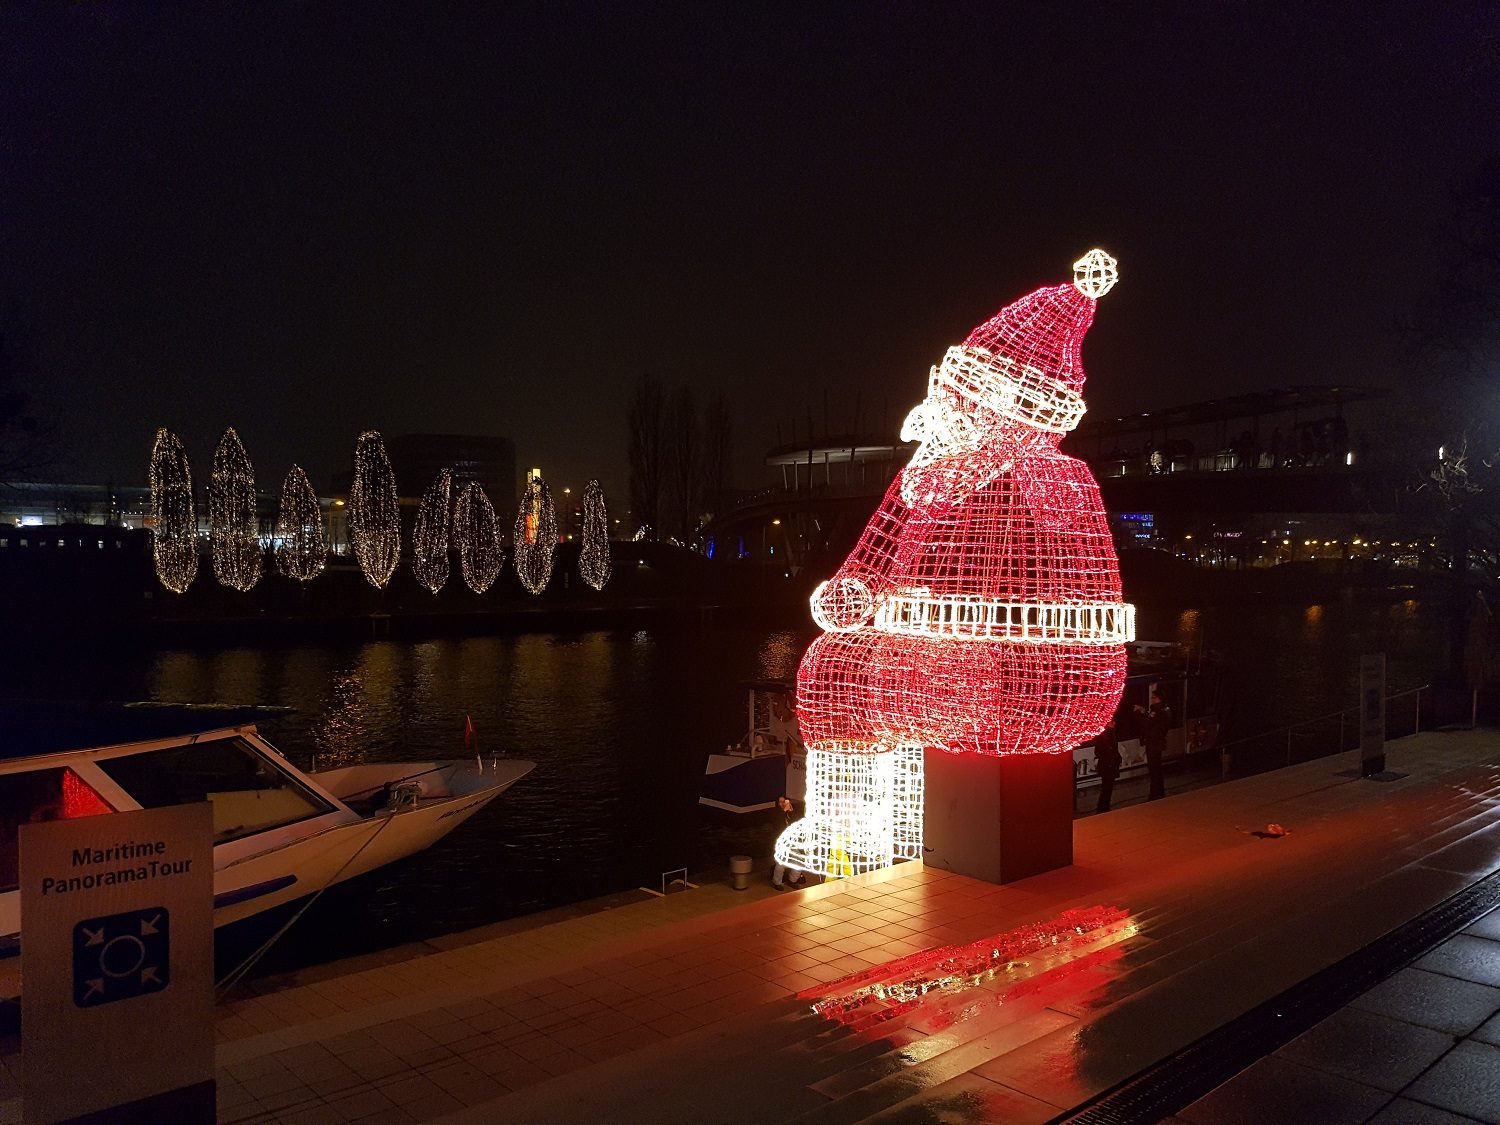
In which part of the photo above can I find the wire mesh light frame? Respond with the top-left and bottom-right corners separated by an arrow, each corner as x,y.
209,427 -> 264,592
275,464 -> 327,583
412,469 -> 453,594
778,250 -> 1132,880
148,427 -> 199,594
514,477 -> 557,595
455,481 -> 503,594
578,479 -> 612,591
349,431 -> 401,590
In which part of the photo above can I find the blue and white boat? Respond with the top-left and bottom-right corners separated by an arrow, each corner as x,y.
699,681 -> 806,813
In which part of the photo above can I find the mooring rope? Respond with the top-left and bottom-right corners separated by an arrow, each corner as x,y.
213,809 -> 398,1001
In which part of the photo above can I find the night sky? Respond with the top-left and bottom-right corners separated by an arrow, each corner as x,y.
3,3 -> 1496,501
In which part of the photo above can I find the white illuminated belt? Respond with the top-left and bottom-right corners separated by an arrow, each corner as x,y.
873,593 -> 1135,644
933,346 -> 1086,434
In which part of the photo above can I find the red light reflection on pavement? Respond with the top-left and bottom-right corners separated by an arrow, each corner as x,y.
803,905 -> 1136,1030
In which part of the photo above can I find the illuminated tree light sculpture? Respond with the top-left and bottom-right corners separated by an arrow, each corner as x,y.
513,476 -> 557,595
148,427 -> 199,594
349,431 -> 401,589
454,481 -> 502,594
578,479 -> 612,590
412,470 -> 453,594
776,249 -> 1133,879
275,465 -> 327,583
209,427 -> 264,592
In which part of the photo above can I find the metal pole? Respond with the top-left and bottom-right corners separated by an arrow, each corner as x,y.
1286,727 -> 1293,767
1414,688 -> 1421,736
1472,689 -> 1479,730
1182,677 -> 1189,753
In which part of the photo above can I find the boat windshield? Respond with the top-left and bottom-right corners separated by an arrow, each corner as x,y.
0,767 -> 115,892
97,736 -> 336,844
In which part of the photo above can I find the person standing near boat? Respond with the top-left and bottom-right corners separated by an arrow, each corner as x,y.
771,796 -> 800,890
1093,717 -> 1121,814
1136,690 -> 1171,800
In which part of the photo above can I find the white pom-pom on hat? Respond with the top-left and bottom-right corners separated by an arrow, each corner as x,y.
1072,249 -> 1118,299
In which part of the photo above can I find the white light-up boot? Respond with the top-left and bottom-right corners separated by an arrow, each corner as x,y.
773,745 -> 925,879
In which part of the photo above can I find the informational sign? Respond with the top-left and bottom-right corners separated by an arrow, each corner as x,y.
1360,653 -> 1386,776
21,802 -> 214,1124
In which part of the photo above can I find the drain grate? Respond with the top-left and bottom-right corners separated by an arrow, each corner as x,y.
1055,869 -> 1500,1124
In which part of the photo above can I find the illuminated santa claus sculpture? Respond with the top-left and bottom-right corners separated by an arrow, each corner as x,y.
775,249 -> 1134,879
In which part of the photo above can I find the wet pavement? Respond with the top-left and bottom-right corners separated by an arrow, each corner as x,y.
1,728 -> 1498,1123
1176,905 -> 1500,1125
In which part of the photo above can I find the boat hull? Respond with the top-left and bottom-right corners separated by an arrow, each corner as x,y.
1,761 -> 530,944
700,752 -> 805,813
0,709 -> 535,1004
212,762 -> 525,925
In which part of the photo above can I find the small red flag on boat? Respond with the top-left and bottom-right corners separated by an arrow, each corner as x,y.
464,714 -> 475,749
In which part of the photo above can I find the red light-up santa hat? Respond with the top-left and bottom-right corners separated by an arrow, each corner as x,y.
929,249 -> 1118,435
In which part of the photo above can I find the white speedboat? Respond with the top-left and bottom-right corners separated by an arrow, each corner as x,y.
699,680 -> 806,813
0,703 -> 533,952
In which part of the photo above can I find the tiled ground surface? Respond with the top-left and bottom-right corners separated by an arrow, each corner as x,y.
1,729 -> 1498,1124
1177,904 -> 1500,1125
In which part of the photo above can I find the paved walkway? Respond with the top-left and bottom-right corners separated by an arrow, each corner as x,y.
1176,896 -> 1500,1124
2,729 -> 1498,1123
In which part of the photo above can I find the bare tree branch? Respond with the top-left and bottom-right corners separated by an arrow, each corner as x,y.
664,384 -> 700,541
627,373 -> 665,538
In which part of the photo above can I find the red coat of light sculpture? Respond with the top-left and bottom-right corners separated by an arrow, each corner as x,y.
776,250 -> 1133,878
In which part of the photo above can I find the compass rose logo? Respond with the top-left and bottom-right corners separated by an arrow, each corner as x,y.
72,908 -> 170,1008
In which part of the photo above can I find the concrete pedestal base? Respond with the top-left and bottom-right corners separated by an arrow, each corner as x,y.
922,749 -> 1073,884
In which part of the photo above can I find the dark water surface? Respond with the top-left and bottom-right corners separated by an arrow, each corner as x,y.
3,594 -> 1445,974
1140,597 -> 1443,736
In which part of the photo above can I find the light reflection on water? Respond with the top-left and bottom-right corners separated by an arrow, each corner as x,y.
1173,609 -> 1200,653
134,626 -> 807,968
1,602 -> 1446,972
1136,596 -> 1442,733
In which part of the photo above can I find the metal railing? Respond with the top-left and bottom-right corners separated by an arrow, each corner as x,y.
640,866 -> 697,897
1075,682 -> 1482,811
1216,684 -> 1439,776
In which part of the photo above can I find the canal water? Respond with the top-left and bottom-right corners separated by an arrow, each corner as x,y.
4,594 -> 1446,975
